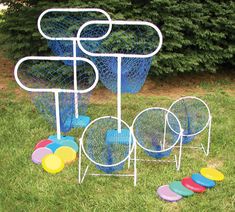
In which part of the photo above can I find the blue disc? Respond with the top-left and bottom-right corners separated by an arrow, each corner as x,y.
46,142 -> 62,153
48,135 -> 75,143
72,115 -> 90,128
60,140 -> 79,152
191,173 -> 216,188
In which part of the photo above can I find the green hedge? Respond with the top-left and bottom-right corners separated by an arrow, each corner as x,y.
0,0 -> 234,76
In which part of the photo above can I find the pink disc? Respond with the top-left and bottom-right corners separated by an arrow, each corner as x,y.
31,147 -> 53,164
182,177 -> 206,193
34,139 -> 53,150
157,185 -> 183,202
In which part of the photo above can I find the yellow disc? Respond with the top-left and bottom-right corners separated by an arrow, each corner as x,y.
42,154 -> 64,174
200,167 -> 224,181
54,146 -> 77,164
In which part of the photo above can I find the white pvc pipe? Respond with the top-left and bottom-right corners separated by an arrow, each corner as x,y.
37,8 -> 112,41
207,116 -> 212,156
117,56 -> 122,133
77,20 -> 163,58
134,141 -> 137,186
54,91 -> 61,140
14,56 -> 99,94
176,130 -> 184,171
162,113 -> 167,149
73,40 -> 79,118
77,20 -> 163,132
78,139 -> 82,184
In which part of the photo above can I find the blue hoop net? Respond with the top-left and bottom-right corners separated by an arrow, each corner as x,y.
169,98 -> 210,144
79,23 -> 160,93
133,109 -> 180,159
17,59 -> 96,133
83,117 -> 133,173
92,57 -> 152,93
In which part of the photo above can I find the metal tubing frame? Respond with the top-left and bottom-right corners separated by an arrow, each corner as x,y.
77,20 -> 163,133
14,56 -> 99,140
37,8 -> 112,119
131,107 -> 184,172
78,116 -> 137,186
130,129 -> 184,172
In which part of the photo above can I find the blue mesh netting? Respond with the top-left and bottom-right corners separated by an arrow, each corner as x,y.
33,92 -> 74,133
48,39 -> 101,66
133,109 -> 181,159
41,12 -> 160,94
88,143 -> 125,174
39,11 -> 108,38
39,11 -> 108,66
169,98 -> 210,144
17,59 -> 95,132
92,57 -> 152,93
83,117 -> 133,173
79,23 -> 160,93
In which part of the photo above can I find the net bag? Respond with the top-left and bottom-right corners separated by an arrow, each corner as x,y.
39,10 -> 109,66
17,59 -> 96,132
132,108 -> 181,159
81,117 -> 133,173
168,97 -> 210,144
92,57 -> 152,93
33,92 -> 74,133
79,23 -> 161,93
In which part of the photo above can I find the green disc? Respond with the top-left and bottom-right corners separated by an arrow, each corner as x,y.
169,181 -> 194,197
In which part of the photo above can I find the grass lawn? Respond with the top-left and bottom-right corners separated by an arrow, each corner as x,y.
0,55 -> 234,211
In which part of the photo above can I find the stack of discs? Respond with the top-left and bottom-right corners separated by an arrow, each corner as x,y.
157,168 -> 224,202
31,136 -> 79,174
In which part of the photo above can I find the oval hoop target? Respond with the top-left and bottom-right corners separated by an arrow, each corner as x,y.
14,56 -> 99,133
76,20 -> 162,94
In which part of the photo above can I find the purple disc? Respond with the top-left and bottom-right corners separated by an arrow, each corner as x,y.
157,185 -> 183,202
31,147 -> 53,164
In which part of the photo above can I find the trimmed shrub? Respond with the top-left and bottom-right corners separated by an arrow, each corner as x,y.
0,0 -> 234,76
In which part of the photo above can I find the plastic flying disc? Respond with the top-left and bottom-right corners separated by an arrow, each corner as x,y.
42,154 -> 64,174
181,177 -> 206,193
200,167 -> 224,181
31,147 -> 52,164
157,185 -> 182,202
169,181 -> 194,197
48,135 -> 75,143
34,139 -> 52,150
191,173 -> 216,188
46,142 -> 62,152
54,146 -> 77,164
60,140 -> 79,152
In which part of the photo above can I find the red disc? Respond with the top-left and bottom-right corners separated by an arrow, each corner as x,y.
182,177 -> 206,193
34,139 -> 53,150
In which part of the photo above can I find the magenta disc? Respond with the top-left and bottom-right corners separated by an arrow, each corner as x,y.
31,147 -> 53,164
157,185 -> 183,202
34,139 -> 53,150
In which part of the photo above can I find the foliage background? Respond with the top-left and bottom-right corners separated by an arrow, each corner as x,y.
0,0 -> 234,76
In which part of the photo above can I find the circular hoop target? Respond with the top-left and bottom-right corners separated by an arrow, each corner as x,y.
168,96 -> 210,144
132,108 -> 182,159
81,116 -> 134,173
